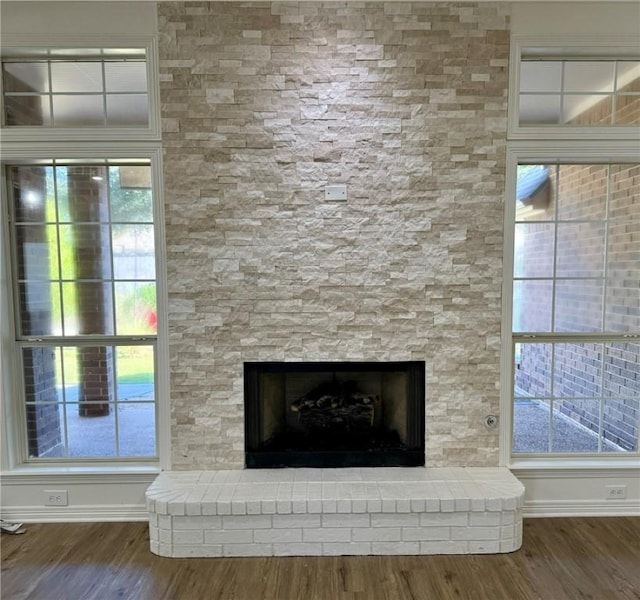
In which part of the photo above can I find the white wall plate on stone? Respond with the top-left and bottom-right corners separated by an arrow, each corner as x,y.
325,185 -> 347,201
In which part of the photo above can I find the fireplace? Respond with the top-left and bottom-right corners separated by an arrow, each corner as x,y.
244,361 -> 425,468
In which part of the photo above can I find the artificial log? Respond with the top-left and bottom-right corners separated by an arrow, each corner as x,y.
290,380 -> 380,432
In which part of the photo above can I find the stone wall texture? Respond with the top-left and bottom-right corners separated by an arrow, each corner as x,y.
158,2 -> 510,469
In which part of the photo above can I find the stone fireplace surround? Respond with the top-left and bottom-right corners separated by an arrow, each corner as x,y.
154,0 -> 515,558
161,1 -> 510,473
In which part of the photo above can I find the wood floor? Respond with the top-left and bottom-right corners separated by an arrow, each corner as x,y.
1,518 -> 639,600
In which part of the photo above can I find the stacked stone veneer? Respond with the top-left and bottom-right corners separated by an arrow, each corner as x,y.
159,2 -> 510,469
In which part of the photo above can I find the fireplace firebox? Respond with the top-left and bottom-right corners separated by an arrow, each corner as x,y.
244,361 -> 425,468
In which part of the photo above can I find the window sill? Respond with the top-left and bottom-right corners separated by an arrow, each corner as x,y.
1,464 -> 160,485
509,456 -> 640,476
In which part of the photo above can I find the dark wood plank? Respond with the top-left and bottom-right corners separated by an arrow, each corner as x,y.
1,518 -> 639,600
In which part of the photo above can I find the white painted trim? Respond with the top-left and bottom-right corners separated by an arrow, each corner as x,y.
523,501 -> 640,518
0,469 -> 159,485
513,466 -> 640,478
0,470 -> 157,522
0,504 -> 149,522
499,151 -> 518,468
5,502 -> 638,523
151,149 -> 171,471
0,34 -> 161,141
508,35 -> 640,141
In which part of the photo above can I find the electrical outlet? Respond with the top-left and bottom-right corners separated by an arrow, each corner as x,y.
44,490 -> 68,506
605,485 -> 627,500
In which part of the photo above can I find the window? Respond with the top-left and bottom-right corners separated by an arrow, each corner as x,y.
2,51 -> 148,128
505,39 -> 640,463
512,163 -> 640,455
519,59 -> 640,126
1,44 -> 163,467
8,161 -> 157,459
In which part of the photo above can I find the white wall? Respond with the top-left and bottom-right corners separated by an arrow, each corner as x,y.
512,1 -> 640,37
0,1 -> 157,36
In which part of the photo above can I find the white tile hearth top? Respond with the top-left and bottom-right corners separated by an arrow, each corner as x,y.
147,468 -> 524,558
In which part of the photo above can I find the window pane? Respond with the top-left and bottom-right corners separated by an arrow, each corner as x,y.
555,279 -> 603,332
106,94 -> 148,127
553,343 -> 603,397
3,62 -> 49,92
118,403 -> 156,456
564,61 -> 614,93
520,61 -> 562,93
552,399 -> 600,452
61,282 -> 114,335
21,345 -> 160,459
115,345 -> 156,456
57,165 -> 109,223
23,347 -> 64,458
514,223 -> 555,278
514,343 -> 552,397
518,59 -> 640,128
109,166 -> 153,222
605,276 -> 640,332
15,225 -> 60,280
52,95 -> 105,126
19,281 -> 62,336
63,344 -> 114,413
615,94 -> 640,125
104,62 -> 147,93
66,404 -> 116,457
603,398 -> 639,452
116,345 -> 154,386
113,225 -> 156,279
519,94 -> 561,125
609,164 -> 640,218
557,164 -> 607,221
12,166 -> 54,223
23,346 -> 63,404
115,282 -> 157,335
513,399 -> 550,453
563,94 -> 612,125
50,62 -> 103,93
513,279 -> 553,332
616,61 -> 640,92
61,224 -> 113,279
2,55 -> 149,129
556,223 -> 605,278
604,342 -> 640,398
4,94 -> 51,126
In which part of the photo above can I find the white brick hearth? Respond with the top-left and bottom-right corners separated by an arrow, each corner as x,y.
147,468 -> 524,557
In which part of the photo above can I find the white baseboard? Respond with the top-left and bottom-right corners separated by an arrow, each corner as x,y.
523,500 -> 640,518
1,504 -> 148,523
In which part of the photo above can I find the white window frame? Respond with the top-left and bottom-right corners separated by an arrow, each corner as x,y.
508,34 -> 640,142
501,35 -> 640,471
0,35 -> 169,475
0,34 -> 161,143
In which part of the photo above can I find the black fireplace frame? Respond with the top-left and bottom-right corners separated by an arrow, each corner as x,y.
244,361 -> 426,468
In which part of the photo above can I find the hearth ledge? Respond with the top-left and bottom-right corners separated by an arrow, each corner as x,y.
146,467 -> 524,557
